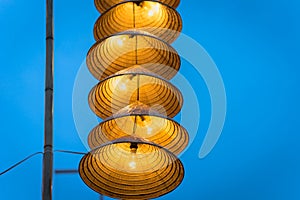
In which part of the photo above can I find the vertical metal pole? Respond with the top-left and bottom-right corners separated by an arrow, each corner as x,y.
43,0 -> 54,200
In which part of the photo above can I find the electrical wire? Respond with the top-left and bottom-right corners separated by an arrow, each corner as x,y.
0,149 -> 86,176
54,149 -> 86,155
0,152 -> 43,176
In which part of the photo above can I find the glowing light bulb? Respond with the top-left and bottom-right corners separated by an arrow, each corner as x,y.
147,127 -> 153,135
153,3 -> 160,12
114,78 -> 129,91
117,38 -> 124,46
147,3 -> 160,17
148,10 -> 154,17
118,83 -> 127,91
129,143 -> 138,170
129,160 -> 136,169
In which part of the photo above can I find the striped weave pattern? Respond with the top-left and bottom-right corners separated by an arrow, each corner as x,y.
79,1 -> 189,199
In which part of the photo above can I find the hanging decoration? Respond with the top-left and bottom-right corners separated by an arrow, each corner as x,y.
79,0 -> 189,199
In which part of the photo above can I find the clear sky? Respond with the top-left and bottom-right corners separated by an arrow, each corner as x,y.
1,0 -> 300,199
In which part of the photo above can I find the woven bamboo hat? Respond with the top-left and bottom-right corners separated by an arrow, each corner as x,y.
88,66 -> 183,119
86,31 -> 181,81
88,102 -> 189,155
95,0 -> 181,13
93,1 -> 182,43
79,136 -> 184,199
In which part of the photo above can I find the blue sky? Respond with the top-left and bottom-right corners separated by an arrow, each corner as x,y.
1,0 -> 300,199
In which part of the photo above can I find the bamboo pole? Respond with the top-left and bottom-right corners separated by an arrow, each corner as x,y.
42,0 -> 54,199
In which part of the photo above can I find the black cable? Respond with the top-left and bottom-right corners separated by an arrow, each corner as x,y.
0,149 -> 86,176
54,149 -> 86,155
0,152 -> 43,176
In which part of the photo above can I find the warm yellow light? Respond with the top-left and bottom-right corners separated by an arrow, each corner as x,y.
93,1 -> 182,43
128,160 -> 136,169
118,82 -> 127,91
117,38 -> 124,46
82,0 -> 187,199
79,138 -> 185,199
143,2 -> 161,17
128,144 -> 137,169
111,76 -> 130,92
112,35 -> 127,47
136,115 -> 152,127
148,10 -> 154,17
147,127 -> 153,134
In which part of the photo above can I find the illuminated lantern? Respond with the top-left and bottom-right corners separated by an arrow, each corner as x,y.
79,0 -> 188,199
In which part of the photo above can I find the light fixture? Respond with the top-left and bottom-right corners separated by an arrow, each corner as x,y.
86,31 -> 181,81
88,66 -> 183,119
79,0 -> 189,199
93,1 -> 182,43
88,102 -> 189,155
95,0 -> 181,13
79,137 -> 184,199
